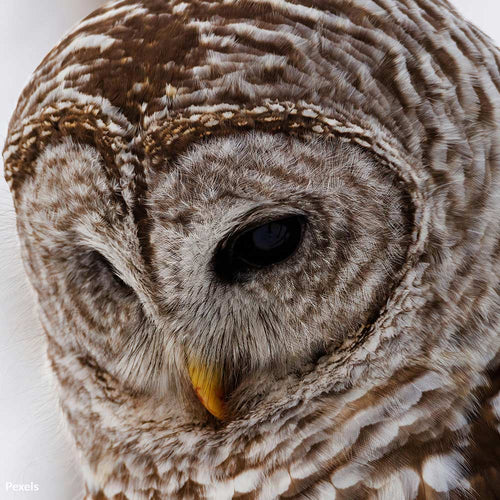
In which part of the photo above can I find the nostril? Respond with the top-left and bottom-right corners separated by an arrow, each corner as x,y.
213,215 -> 305,283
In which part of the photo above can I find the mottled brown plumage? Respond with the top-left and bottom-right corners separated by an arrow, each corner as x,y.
4,0 -> 500,498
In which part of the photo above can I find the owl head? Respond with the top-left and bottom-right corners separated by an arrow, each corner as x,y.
4,0 -> 500,497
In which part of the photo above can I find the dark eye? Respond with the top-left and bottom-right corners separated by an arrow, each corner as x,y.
80,250 -> 131,291
214,215 -> 305,282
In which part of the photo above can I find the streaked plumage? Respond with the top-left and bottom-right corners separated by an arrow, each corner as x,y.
3,0 -> 500,498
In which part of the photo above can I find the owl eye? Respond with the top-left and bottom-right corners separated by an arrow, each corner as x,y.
88,250 -> 130,290
233,216 -> 304,267
215,215 -> 305,281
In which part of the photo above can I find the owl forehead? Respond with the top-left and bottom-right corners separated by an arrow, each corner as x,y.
148,133 -> 333,204
5,0 -> 454,196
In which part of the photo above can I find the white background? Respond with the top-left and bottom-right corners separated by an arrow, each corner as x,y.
0,1 -> 499,499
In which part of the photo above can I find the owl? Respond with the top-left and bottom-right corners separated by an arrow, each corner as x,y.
3,0 -> 500,498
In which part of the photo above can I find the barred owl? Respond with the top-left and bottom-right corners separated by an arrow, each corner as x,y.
4,0 -> 500,498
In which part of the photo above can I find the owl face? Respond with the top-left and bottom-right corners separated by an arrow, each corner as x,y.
17,130 -> 411,420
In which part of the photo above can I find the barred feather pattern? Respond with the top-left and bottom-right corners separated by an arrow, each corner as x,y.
3,0 -> 500,498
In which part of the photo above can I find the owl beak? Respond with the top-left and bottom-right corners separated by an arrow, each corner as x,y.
187,357 -> 226,420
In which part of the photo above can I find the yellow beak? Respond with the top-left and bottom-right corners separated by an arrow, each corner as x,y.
187,357 -> 226,420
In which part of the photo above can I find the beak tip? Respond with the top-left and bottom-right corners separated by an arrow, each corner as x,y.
187,358 -> 227,420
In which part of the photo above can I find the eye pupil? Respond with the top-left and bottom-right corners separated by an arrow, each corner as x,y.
252,222 -> 289,251
214,215 -> 304,282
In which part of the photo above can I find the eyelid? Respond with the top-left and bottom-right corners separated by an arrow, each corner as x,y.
232,215 -> 306,246
221,205 -> 308,247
